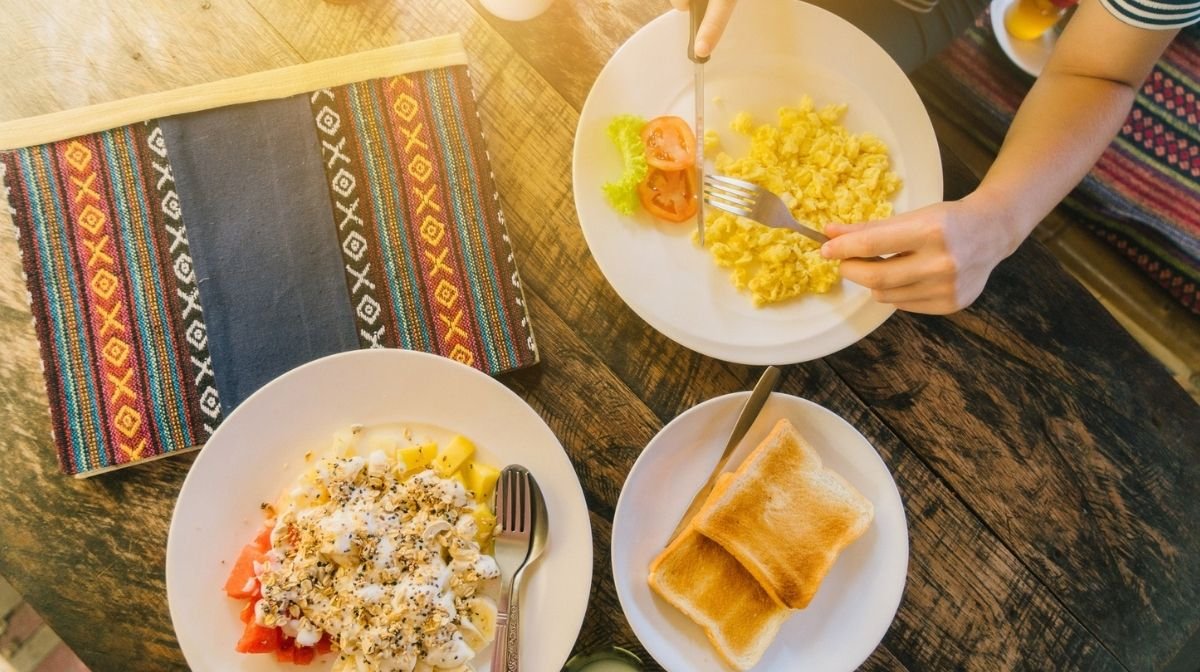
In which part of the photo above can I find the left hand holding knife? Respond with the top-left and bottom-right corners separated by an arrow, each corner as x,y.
671,0 -> 738,58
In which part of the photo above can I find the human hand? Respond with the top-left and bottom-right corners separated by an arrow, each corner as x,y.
668,0 -> 737,58
819,196 -> 1025,314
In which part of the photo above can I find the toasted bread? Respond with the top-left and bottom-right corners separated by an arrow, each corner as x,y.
693,418 -> 874,609
649,478 -> 791,671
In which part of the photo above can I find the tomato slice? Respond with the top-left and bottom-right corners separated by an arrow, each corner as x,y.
315,633 -> 334,654
641,116 -> 696,171
293,646 -> 316,665
253,524 -> 273,552
275,636 -> 295,663
235,621 -> 280,654
638,167 -> 699,223
224,544 -> 266,599
239,599 -> 256,624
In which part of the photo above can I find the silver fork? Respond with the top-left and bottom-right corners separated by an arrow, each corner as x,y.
702,174 -> 829,245
491,465 -> 533,672
503,472 -> 547,672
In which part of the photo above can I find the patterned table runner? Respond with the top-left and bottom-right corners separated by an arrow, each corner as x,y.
0,35 -> 539,476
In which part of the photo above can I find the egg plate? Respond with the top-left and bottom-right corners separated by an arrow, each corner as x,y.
572,1 -> 943,364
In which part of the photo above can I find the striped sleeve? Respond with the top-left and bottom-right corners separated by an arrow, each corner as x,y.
1098,0 -> 1200,28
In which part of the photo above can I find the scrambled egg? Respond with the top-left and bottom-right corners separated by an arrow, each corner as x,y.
257,444 -> 499,672
705,98 -> 902,306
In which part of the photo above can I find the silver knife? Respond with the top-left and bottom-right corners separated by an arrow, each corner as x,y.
689,0 -> 709,247
665,365 -> 780,545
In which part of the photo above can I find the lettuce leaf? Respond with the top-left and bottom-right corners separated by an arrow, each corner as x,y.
602,115 -> 647,215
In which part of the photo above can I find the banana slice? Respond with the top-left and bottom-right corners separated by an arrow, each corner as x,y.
459,619 -> 485,653
416,662 -> 473,672
460,596 -> 497,650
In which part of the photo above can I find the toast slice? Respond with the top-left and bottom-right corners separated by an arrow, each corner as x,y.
693,418 -> 874,609
649,474 -> 791,671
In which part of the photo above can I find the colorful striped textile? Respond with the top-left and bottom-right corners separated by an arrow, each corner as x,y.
2,123 -> 221,474
309,68 -> 534,371
913,17 -> 1200,313
0,45 -> 538,477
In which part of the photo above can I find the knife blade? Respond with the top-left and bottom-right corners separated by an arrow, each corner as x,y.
665,365 -> 781,546
689,0 -> 709,247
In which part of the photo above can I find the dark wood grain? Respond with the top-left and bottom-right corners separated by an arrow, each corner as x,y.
826,241 -> 1200,671
781,364 -> 1128,672
0,1 -> 1196,671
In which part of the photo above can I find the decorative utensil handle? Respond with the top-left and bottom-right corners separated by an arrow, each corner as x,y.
505,598 -> 520,671
491,584 -> 514,672
490,617 -> 510,672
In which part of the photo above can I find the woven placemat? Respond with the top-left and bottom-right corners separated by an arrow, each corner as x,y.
0,35 -> 538,476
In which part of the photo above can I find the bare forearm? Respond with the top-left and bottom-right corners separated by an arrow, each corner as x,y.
966,0 -> 1177,254
818,0 -> 1182,314
972,71 -> 1135,248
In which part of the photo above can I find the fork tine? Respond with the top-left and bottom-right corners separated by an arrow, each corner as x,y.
703,195 -> 753,218
510,470 -> 522,533
519,472 -> 532,534
497,469 -> 508,531
508,470 -> 523,532
706,173 -> 761,194
493,467 -> 506,531
510,469 -> 522,533
702,185 -> 756,208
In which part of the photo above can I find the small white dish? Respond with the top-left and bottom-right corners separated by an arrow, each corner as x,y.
166,349 -> 592,671
478,0 -> 556,22
572,1 -> 942,365
990,0 -> 1059,77
611,391 -> 908,671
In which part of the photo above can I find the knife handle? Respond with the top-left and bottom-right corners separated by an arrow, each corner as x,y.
689,0 -> 710,64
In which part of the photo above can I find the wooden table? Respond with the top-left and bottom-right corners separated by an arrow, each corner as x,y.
0,1 -> 1196,670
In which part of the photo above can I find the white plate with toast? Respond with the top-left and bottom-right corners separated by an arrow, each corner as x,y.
612,392 -> 907,671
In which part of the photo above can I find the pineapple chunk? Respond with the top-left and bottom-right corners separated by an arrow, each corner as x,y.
432,435 -> 475,477
473,503 -> 496,545
331,429 -> 359,457
399,442 -> 438,471
461,460 -> 500,503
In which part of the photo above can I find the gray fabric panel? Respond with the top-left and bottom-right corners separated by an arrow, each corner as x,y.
159,95 -> 358,414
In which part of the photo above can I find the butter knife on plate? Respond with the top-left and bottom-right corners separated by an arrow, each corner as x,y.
665,365 -> 781,546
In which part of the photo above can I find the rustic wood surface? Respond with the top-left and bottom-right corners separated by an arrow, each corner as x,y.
0,1 -> 1197,671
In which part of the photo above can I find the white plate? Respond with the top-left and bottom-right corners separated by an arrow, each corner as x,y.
572,1 -> 942,365
166,350 -> 593,672
611,392 -> 908,671
990,0 -> 1058,77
